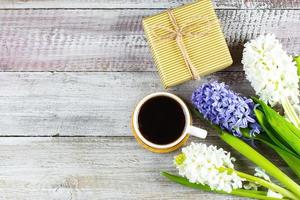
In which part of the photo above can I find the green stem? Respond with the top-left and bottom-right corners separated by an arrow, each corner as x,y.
220,167 -> 297,199
227,129 -> 300,179
231,189 -> 284,200
254,136 -> 300,179
235,170 -> 298,200
220,131 -> 300,198
281,96 -> 300,128
162,172 -> 284,200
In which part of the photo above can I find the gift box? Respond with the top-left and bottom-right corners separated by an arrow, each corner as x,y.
143,0 -> 233,88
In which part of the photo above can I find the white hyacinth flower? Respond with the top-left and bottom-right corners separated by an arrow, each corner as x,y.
174,143 -> 244,193
242,34 -> 299,106
242,34 -> 300,126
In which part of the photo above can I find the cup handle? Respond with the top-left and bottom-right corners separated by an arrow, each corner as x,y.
187,125 -> 207,139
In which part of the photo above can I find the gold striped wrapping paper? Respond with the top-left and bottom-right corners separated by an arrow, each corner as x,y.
143,0 -> 233,88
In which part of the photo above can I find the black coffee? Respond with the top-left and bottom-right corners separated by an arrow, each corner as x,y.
138,96 -> 186,145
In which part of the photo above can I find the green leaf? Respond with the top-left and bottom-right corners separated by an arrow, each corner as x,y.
254,96 -> 300,137
161,172 -> 212,192
265,141 -> 300,180
294,56 -> 300,77
254,97 -> 300,155
259,97 -> 300,139
254,135 -> 300,180
220,131 -> 300,198
275,148 -> 300,180
240,111 -> 300,180
254,109 -> 296,154
161,172 -> 283,200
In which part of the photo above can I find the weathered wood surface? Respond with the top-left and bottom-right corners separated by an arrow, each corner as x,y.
0,9 -> 299,72
0,71 -> 254,136
0,0 -> 298,199
0,0 -> 299,9
0,137 -> 291,200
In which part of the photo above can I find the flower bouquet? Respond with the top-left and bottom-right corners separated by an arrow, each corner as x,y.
163,81 -> 300,199
242,34 -> 300,179
162,34 -> 300,199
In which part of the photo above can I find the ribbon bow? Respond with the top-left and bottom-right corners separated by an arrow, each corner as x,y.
150,9 -> 214,80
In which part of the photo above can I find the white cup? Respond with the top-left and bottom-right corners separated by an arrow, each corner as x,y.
132,92 -> 207,151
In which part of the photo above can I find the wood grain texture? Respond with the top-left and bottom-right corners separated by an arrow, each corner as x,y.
0,9 -> 299,72
0,0 -> 299,9
0,71 -> 254,136
0,0 -> 298,199
0,136 -> 291,200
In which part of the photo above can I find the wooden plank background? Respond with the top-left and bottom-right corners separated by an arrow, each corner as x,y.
0,0 -> 299,199
0,72 -> 253,136
0,9 -> 299,71
0,0 -> 300,9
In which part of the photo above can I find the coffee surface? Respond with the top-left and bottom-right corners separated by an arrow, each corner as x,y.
138,96 -> 186,145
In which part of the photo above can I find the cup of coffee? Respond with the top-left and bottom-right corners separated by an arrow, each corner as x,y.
131,92 -> 207,153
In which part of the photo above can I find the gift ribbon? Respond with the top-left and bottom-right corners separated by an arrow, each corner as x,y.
150,9 -> 214,80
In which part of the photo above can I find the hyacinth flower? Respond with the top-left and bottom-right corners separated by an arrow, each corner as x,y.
191,81 -> 260,137
162,143 -> 298,200
242,34 -> 300,127
191,82 -> 300,198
